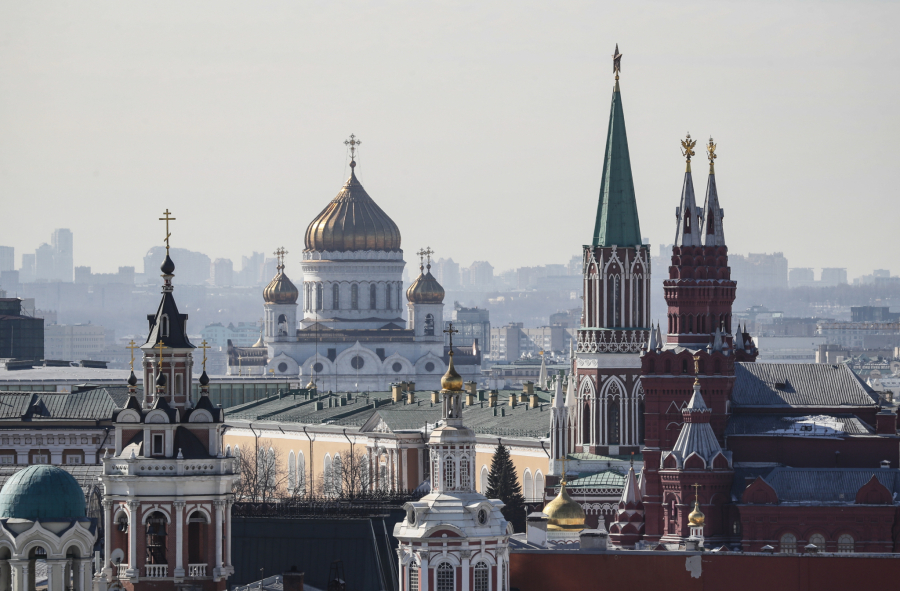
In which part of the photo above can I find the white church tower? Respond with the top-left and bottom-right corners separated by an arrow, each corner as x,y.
395,325 -> 510,591
406,247 -> 445,342
263,246 -> 299,340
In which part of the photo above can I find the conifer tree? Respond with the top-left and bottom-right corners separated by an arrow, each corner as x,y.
485,442 -> 526,532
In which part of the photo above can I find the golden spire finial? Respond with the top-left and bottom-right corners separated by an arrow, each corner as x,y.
198,339 -> 211,372
612,44 -> 622,82
681,133 -> 697,173
693,353 -> 702,386
707,136 -> 717,174
441,323 -> 463,391
344,134 -> 361,168
126,339 -> 138,372
159,209 -> 176,255
273,247 -> 288,271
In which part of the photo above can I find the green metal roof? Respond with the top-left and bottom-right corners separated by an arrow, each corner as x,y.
565,469 -> 626,489
0,464 -> 86,520
591,82 -> 642,248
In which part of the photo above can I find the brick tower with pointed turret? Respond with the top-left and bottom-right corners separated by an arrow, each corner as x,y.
573,46 -> 651,456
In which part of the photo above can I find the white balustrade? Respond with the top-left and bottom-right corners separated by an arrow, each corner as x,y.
145,564 -> 168,578
116,564 -> 129,578
188,564 -> 207,577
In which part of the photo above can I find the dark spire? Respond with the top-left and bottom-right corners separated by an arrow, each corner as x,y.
592,47 -> 642,248
674,133 -> 702,247
701,137 -> 726,246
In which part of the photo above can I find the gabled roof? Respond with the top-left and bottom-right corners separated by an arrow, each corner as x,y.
144,291 -> 194,349
751,467 -> 900,505
0,389 -> 125,422
725,413 -> 875,436
732,363 -> 878,408
591,80 -> 642,248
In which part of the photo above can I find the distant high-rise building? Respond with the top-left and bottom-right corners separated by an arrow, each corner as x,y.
729,252 -> 788,290
820,267 -> 848,287
19,254 -> 35,284
789,267 -> 816,288
0,247 -> 13,272
211,258 -> 234,287
434,257 -> 460,289
51,228 -> 73,282
461,261 -> 494,289
34,243 -> 55,282
239,251 -> 265,286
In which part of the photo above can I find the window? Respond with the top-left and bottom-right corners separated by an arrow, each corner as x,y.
474,562 -> 489,591
332,284 -> 340,310
152,434 -> 164,456
424,314 -> 435,336
161,315 -> 170,337
333,454 -> 343,496
780,533 -> 797,554
436,562 -> 454,591
32,454 -> 49,464
535,471 -> 545,502
66,455 -> 83,465
0,455 -> 14,465
443,457 -> 456,491
607,275 -> 620,327
523,470 -> 533,502
837,534 -> 854,553
146,511 -> 168,564
323,455 -> 333,496
351,284 -> 359,310
187,510 -> 208,564
408,564 -> 419,591
607,399 -> 620,445
315,283 -> 323,310
370,284 -> 377,309
809,533 -> 826,549
481,465 -> 489,493
460,456 -> 470,490
386,284 -> 392,310
296,451 -> 306,496
288,451 -> 296,492
361,455 -> 369,491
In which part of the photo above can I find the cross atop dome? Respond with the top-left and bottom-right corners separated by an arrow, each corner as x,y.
159,209 -> 176,255
344,134 -> 361,167
273,246 -> 288,270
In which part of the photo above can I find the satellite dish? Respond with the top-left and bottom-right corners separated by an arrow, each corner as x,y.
891,361 -> 900,376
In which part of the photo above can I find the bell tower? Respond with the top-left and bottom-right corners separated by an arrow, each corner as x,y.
574,45 -> 651,456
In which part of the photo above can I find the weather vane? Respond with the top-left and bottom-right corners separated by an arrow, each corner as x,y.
198,340 -> 211,372
274,247 -> 288,270
344,134 -> 361,166
443,322 -> 459,349
126,339 -> 138,372
707,137 -> 717,173
159,209 -> 176,255
612,44 -> 622,80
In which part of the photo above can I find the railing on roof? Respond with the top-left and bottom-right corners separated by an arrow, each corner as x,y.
233,490 -> 426,518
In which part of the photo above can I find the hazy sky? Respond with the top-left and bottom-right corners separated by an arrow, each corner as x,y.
0,1 -> 897,282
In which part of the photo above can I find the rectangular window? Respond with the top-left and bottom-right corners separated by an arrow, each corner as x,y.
32,454 -> 49,464
152,434 -> 164,456
0,455 -> 14,465
176,374 -> 183,395
66,455 -> 83,465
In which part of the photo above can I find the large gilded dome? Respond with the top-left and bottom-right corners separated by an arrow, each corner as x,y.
304,164 -> 401,252
544,480 -> 585,532
406,263 -> 445,304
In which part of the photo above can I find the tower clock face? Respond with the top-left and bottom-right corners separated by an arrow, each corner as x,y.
477,509 -> 488,525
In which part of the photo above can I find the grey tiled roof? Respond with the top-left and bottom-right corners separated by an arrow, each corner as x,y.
725,413 -> 874,436
0,388 -> 125,421
756,467 -> 900,504
732,363 -> 877,408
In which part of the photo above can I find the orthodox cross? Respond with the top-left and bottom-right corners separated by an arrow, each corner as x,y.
612,43 -> 622,79
126,340 -> 138,372
155,341 -> 167,385
416,248 -> 426,269
344,134 -> 361,163
198,340 -> 211,372
422,246 -> 434,267
681,133 -> 696,163
274,247 -> 288,268
692,482 -> 701,502
159,209 -> 176,254
443,322 -> 459,349
560,456 -> 567,483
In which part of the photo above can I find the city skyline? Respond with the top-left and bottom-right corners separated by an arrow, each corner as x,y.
0,2 -> 897,278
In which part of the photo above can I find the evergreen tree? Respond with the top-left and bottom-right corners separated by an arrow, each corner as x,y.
485,442 -> 526,532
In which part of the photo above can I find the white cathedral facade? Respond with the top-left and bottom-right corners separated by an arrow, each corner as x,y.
258,152 -> 481,392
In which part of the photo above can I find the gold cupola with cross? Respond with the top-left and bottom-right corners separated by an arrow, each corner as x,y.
406,247 -> 445,341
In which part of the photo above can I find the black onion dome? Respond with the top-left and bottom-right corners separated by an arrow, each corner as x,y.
406,265 -> 445,304
127,371 -> 138,387
155,372 -> 167,387
199,370 -> 209,387
304,168 -> 401,252
161,254 -> 175,275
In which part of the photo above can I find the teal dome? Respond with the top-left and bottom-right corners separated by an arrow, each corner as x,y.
0,465 -> 86,520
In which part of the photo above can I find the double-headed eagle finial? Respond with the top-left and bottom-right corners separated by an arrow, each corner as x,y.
681,133 -> 697,172
707,137 -> 717,173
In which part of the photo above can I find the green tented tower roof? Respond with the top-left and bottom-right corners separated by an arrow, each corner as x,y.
0,465 -> 86,520
591,80 -> 642,248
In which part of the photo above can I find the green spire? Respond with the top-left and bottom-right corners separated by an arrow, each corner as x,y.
591,81 -> 642,248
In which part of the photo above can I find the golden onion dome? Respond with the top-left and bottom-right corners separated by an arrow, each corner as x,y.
441,351 -> 464,391
263,267 -> 299,305
304,164 -> 401,252
406,264 -> 445,304
544,481 -> 585,532
688,499 -> 705,527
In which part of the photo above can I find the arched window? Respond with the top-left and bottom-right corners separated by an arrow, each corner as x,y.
688,315 -> 694,333
665,359 -> 672,374
351,284 -> 359,310
474,562 -> 489,591
523,470 -> 533,502
288,451 -> 296,492
535,471 -> 545,503
424,314 -> 435,336
370,284 -> 377,309
607,398 -> 620,445
436,562 -> 454,591
636,276 -> 644,326
780,533 -> 797,554
837,534 -> 854,553
480,465 -> 489,493
809,533 -> 826,550
408,564 -> 419,591
332,284 -> 340,310
187,511 -> 208,564
266,448 -> 276,488
332,454 -> 343,496
607,275 -> 620,327
379,463 -> 388,492
323,454 -> 333,496
316,283 -> 323,310
161,315 -> 170,337
277,314 -> 288,336
296,451 -> 306,496
582,402 -> 590,444
443,457 -> 456,491
145,511 -> 168,564
361,455 -> 369,491
460,456 -> 470,490
682,359 -> 688,374
386,284 -> 392,310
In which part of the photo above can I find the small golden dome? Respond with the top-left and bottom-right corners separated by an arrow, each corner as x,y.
306,379 -> 317,390
406,264 -> 445,304
304,167 -> 401,252
441,351 -> 463,391
544,482 -> 585,532
252,332 -> 266,348
263,267 -> 299,305
688,499 -> 705,527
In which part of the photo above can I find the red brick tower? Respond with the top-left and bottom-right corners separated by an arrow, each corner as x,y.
639,138 -> 757,544
574,47 -> 651,456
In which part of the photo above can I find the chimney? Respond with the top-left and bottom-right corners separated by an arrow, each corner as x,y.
465,381 -> 477,395
408,381 -> 416,392
283,567 -> 304,591
876,409 -> 897,435
529,394 -> 539,409
392,384 -> 403,403
526,512 -> 549,547
407,390 -> 415,405
509,394 -> 517,408
881,460 -> 891,469
524,381 -> 534,395
466,392 -> 475,406
431,391 -> 440,404
488,390 -> 498,407
579,528 -> 609,551
477,389 -> 486,401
